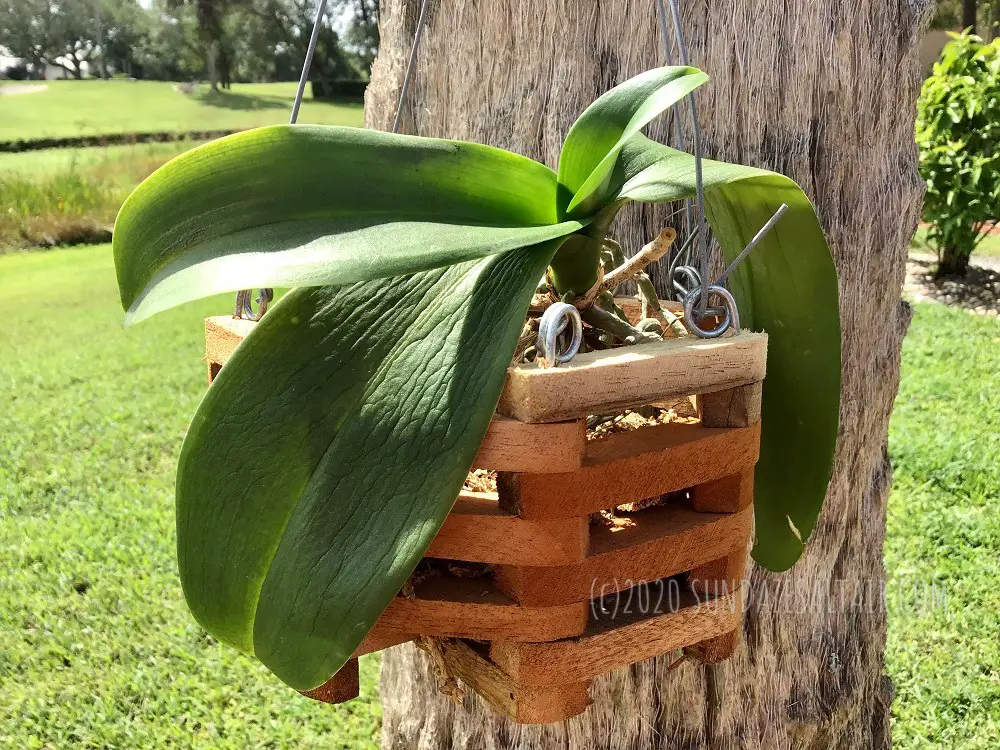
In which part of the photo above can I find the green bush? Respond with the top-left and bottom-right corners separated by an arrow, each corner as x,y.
916,32 -> 1000,277
310,77 -> 367,100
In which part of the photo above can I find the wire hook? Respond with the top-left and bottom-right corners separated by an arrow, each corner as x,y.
683,285 -> 739,339
536,302 -> 583,368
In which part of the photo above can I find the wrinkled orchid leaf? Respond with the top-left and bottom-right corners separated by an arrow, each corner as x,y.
114,125 -> 581,324
177,243 -> 556,690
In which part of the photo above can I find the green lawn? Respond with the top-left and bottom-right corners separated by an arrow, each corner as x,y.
885,303 -> 1000,748
0,80 -> 364,142
0,140 -> 202,176
0,246 -> 379,748
0,245 -> 997,746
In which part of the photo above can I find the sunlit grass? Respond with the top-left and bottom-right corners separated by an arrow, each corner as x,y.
886,303 -> 1000,748
0,80 -> 363,142
0,246 -> 380,748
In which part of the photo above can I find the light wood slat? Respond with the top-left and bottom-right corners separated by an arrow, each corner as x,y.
498,421 -> 760,520
373,575 -> 589,643
613,297 -> 684,323
692,469 -> 755,513
428,491 -> 589,565
489,589 -> 743,686
699,382 -> 763,428
497,331 -> 768,424
205,315 -> 256,366
471,415 -> 586,473
439,641 -> 592,724
494,505 -> 752,606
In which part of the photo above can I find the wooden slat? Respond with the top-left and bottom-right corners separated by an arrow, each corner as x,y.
427,491 -> 589,565
699,382 -> 763,428
374,575 -> 589,642
489,589 -> 743,686
472,415 -> 586,473
440,640 -> 592,724
688,549 -> 749,600
497,332 -> 768,424
205,315 -> 256,366
692,469 -> 755,513
353,628 -> 414,657
614,297 -> 684,324
688,629 -> 741,664
493,504 -> 752,606
300,658 -> 360,704
498,422 -> 761,520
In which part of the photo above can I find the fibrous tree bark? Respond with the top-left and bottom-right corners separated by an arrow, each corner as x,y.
366,2 -> 932,748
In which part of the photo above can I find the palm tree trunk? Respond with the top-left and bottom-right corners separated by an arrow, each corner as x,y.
366,2 -> 932,747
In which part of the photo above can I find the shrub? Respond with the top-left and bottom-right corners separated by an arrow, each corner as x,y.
916,32 -> 1000,277
310,77 -> 367,100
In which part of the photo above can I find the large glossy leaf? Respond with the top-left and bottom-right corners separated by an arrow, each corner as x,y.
605,135 -> 841,571
113,125 -> 581,325
557,66 -> 708,218
177,242 -> 556,691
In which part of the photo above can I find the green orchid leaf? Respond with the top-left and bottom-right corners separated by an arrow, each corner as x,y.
177,242 -> 556,691
113,125 -> 581,324
557,66 -> 709,217
607,135 -> 841,572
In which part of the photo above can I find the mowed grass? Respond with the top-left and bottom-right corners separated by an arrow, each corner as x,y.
0,246 -> 379,748
0,141 -> 201,177
885,303 -> 1000,748
1,245 -> 998,746
0,80 -> 363,142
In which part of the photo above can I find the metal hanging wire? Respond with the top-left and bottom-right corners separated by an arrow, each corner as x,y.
662,0 -> 709,316
393,0 -> 431,134
234,0 -> 330,321
656,0 -> 788,337
654,0 -> 693,281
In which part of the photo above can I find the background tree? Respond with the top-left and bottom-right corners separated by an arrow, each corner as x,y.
270,0 -> 358,83
332,0 -> 377,74
129,0 -> 204,81
0,0 -> 103,78
100,0 -> 148,77
936,0 -> 1000,35
165,0 -> 251,89
367,1 -> 931,747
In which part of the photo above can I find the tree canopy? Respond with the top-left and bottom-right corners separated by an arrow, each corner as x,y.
0,0 -> 378,84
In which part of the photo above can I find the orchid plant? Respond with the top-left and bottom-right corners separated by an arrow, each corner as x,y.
113,67 -> 840,693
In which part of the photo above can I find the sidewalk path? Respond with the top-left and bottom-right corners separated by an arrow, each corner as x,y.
0,84 -> 48,96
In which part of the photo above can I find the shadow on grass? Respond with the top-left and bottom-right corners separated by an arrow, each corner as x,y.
195,90 -> 287,111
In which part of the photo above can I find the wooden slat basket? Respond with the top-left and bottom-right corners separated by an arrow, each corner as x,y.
204,312 -> 767,725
